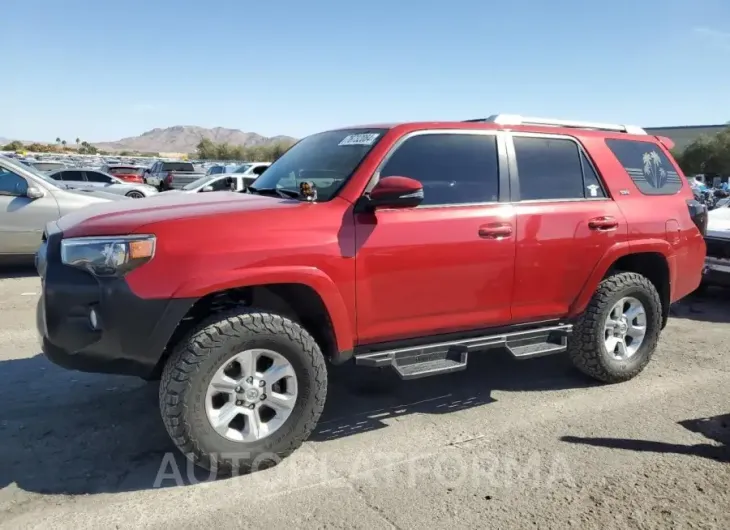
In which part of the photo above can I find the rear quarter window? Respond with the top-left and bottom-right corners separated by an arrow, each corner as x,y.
605,138 -> 683,195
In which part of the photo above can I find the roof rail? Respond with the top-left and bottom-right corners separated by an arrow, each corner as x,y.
464,114 -> 647,135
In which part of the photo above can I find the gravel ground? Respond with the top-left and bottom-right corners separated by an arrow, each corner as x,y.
0,268 -> 728,529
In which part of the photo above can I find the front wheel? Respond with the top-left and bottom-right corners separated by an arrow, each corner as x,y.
125,190 -> 145,199
568,272 -> 662,383
159,309 -> 327,475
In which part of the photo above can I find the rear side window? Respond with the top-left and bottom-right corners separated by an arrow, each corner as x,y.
605,139 -> 682,195
513,136 -> 606,200
380,133 -> 499,206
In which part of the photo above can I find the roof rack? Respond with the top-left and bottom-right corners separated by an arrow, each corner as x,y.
463,114 -> 647,135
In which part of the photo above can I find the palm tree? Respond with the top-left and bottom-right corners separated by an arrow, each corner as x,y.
75,137 -> 80,146
61,140 -> 67,148
55,137 -> 61,145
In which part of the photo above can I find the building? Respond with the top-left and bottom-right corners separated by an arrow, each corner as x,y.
644,124 -> 727,152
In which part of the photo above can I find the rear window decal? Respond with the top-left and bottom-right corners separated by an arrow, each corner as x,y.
339,133 -> 380,146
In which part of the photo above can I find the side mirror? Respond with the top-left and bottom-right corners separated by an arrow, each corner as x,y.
202,185 -> 214,192
357,176 -> 423,212
26,186 -> 45,199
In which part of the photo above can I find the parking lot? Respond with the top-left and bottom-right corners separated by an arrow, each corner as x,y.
0,269 -> 728,529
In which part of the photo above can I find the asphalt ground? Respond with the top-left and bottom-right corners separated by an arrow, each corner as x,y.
1,267 -> 728,529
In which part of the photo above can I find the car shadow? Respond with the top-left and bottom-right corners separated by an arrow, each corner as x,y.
0,262 -> 37,278
560,413 -> 730,463
0,350 -> 593,496
669,288 -> 730,324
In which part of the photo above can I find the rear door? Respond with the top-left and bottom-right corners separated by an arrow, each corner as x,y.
354,130 -> 516,344
507,133 -> 628,322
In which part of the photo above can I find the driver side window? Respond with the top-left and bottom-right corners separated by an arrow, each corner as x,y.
0,167 -> 29,197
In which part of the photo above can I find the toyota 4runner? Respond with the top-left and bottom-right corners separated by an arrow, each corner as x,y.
35,114 -> 707,474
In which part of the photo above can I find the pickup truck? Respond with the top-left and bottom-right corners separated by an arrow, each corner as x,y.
144,161 -> 206,191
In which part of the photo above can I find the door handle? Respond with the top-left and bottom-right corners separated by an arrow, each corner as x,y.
478,223 -> 513,239
588,216 -> 619,231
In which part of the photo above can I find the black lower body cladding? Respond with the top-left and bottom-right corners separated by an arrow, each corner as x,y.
36,227 -> 194,377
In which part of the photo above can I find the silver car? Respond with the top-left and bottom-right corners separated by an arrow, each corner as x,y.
0,156 -> 119,257
47,168 -> 159,199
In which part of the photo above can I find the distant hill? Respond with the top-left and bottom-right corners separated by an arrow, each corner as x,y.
92,126 -> 297,153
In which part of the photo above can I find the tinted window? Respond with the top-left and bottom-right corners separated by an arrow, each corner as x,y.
605,139 -> 683,195
379,133 -> 499,205
0,167 -> 28,196
85,171 -> 113,183
514,137 -> 586,200
162,162 -> 195,172
59,170 -> 85,182
581,152 -> 607,198
252,165 -> 268,176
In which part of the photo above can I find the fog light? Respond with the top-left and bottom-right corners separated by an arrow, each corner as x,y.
89,308 -> 99,330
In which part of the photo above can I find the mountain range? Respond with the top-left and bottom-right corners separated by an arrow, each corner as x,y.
92,126 -> 297,153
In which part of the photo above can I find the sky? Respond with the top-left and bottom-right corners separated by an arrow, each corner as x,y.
1,0 -> 728,143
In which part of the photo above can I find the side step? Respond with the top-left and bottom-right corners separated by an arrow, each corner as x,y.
355,324 -> 572,380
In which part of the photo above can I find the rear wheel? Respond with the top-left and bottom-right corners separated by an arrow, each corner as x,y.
568,272 -> 662,383
125,190 -> 145,198
159,308 -> 327,475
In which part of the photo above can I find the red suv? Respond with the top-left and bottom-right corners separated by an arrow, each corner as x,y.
35,114 -> 707,474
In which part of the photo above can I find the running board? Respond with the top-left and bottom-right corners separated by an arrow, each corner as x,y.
354,324 -> 572,380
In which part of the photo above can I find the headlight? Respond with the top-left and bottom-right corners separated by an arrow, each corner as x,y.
60,235 -> 156,277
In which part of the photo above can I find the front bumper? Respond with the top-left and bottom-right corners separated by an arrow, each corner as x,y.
36,223 -> 194,377
702,236 -> 730,287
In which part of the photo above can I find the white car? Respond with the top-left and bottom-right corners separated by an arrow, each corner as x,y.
172,174 -> 248,194
47,168 -> 159,198
231,162 -> 270,182
702,202 -> 730,288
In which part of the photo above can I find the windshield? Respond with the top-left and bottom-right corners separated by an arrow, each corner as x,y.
0,156 -> 62,188
250,128 -> 387,201
183,175 -> 215,190
234,164 -> 253,174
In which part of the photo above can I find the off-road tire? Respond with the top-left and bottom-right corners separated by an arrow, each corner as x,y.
159,308 -> 327,475
568,271 -> 662,384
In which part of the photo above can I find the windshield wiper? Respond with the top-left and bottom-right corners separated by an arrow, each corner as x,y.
247,187 -> 301,199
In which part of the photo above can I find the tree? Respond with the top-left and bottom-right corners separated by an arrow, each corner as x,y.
61,140 -> 67,148
55,137 -> 61,145
674,127 -> 730,177
76,137 -> 80,146
2,140 -> 25,152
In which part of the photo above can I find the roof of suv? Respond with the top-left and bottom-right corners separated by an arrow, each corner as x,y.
332,114 -> 672,147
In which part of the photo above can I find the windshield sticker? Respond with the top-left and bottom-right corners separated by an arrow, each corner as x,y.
338,133 -> 380,146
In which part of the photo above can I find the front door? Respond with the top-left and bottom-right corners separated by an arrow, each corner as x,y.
0,167 -> 60,255
508,133 -> 628,322
354,131 -> 515,345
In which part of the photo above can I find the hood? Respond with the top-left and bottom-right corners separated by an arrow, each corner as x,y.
65,188 -> 130,201
57,190 -> 303,237
706,206 -> 730,239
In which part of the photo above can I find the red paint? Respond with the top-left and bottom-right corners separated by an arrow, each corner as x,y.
57,121 -> 706,353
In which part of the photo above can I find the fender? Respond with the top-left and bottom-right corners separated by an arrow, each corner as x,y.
568,239 -> 674,318
172,266 -> 356,353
